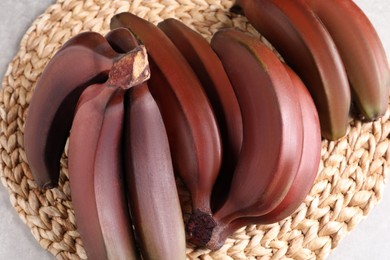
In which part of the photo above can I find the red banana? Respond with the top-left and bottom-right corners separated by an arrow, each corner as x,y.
256,65 -> 321,223
110,12 -> 222,216
124,83 -> 186,260
67,46 -> 149,259
185,28 -> 304,250
24,32 -> 125,188
105,27 -> 139,53
157,18 -> 243,211
305,0 -> 390,120
232,0 -> 351,140
221,65 -> 322,241
106,21 -> 186,259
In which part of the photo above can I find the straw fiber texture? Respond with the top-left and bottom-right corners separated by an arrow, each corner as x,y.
0,0 -> 389,259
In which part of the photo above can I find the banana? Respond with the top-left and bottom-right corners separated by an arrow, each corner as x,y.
105,27 -> 139,53
218,65 -> 322,243
211,28 -> 303,226
67,45 -> 149,259
194,65 -> 322,248
124,82 -> 186,260
185,28 -> 304,250
305,0 -> 390,120
157,18 -> 243,211
71,86 -> 138,260
24,32 -> 124,188
105,21 -> 186,260
255,65 -> 321,224
110,13 -> 222,216
232,0 -> 351,140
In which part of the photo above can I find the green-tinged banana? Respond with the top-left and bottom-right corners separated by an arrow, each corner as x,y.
185,28 -> 303,250
305,0 -> 390,120
157,18 -> 243,211
67,45 -> 149,259
232,0 -> 351,140
110,13 -> 222,216
124,82 -> 186,260
24,32 -> 124,189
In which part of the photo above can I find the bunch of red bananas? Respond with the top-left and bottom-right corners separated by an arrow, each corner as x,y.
23,0 -> 389,259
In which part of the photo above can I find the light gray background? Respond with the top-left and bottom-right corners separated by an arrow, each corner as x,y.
0,0 -> 389,259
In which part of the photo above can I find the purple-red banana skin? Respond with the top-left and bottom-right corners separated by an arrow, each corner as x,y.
256,65 -> 321,223
110,12 -> 222,215
94,91 -> 138,260
305,0 -> 390,120
105,27 -> 139,53
188,29 -> 303,250
206,66 -> 322,245
68,85 -> 120,260
124,83 -> 186,260
230,66 -> 321,231
67,46 -> 149,259
233,0 -> 351,140
24,32 -> 119,189
157,18 -> 243,211
211,28 -> 303,223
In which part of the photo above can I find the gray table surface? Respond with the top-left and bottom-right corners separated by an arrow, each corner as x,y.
0,0 -> 389,259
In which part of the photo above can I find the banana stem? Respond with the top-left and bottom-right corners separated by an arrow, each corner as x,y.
186,210 -> 220,249
107,45 -> 150,89
186,210 -> 245,251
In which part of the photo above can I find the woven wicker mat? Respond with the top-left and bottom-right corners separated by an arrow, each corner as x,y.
0,0 -> 389,259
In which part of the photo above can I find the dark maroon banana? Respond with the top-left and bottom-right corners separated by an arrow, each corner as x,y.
157,18 -> 243,211
232,0 -> 351,140
256,65 -> 321,223
199,65 -> 322,247
124,83 -> 186,260
186,28 -> 303,250
219,66 -> 322,242
105,27 -> 139,53
105,21 -> 186,260
110,12 -> 222,216
211,28 -> 303,225
68,45 -> 149,259
24,32 -> 127,189
305,0 -> 390,120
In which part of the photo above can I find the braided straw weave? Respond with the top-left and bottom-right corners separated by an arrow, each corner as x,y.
0,0 -> 389,259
